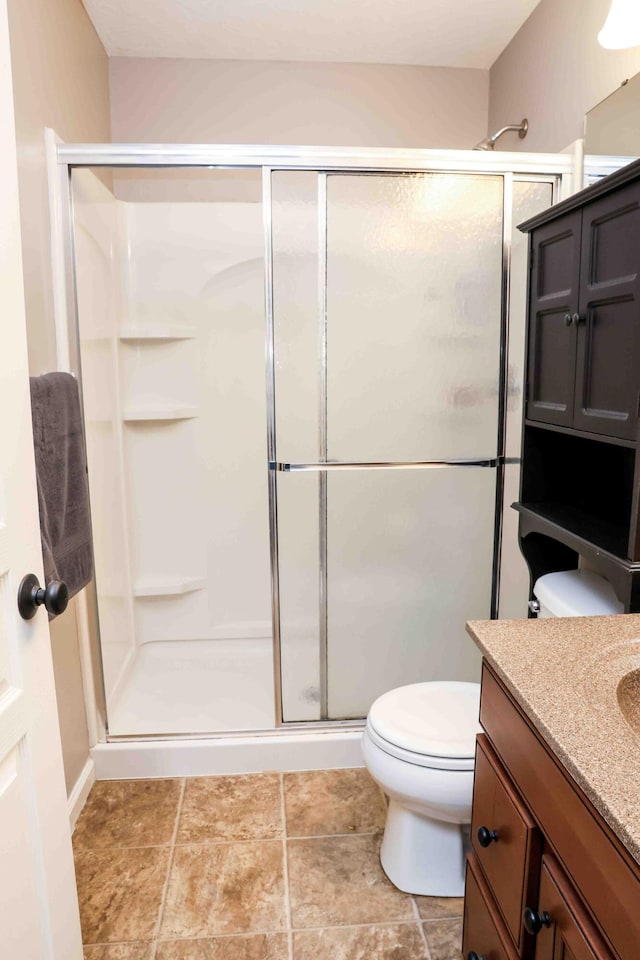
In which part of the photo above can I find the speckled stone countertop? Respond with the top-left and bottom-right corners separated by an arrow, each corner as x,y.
467,614 -> 640,866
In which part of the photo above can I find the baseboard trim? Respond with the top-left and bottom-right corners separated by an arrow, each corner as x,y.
68,757 -> 96,831
92,729 -> 364,780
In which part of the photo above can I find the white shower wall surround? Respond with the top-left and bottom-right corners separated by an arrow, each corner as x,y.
73,169 -> 277,734
64,147 -> 582,757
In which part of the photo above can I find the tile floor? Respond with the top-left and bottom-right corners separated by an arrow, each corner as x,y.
73,768 -> 463,960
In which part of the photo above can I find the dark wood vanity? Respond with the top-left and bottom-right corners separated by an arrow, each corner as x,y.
462,663 -> 640,960
514,157 -> 640,610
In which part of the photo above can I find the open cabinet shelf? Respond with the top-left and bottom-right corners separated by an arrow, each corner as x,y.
513,502 -> 629,562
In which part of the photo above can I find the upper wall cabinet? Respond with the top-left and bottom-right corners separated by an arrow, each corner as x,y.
525,177 -> 640,441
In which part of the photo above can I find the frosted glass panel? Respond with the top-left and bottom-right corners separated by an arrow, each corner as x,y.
499,179 -> 554,620
272,172 -> 319,463
505,180 -> 554,459
326,174 -> 503,461
326,467 -> 493,719
277,472 -> 321,721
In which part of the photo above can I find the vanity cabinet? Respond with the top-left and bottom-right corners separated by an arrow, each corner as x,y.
516,159 -> 640,610
462,663 -> 640,960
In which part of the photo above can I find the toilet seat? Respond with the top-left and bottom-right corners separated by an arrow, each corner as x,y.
366,681 -> 480,771
365,722 -> 475,771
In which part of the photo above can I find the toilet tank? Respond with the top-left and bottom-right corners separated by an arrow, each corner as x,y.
533,570 -> 624,618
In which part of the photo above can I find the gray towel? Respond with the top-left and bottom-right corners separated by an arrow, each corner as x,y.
30,373 -> 93,616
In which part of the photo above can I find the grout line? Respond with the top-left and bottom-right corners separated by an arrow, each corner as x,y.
412,897 -> 432,960
149,777 -> 186,960
84,915 -> 458,950
153,919 -> 431,942
279,773 -> 294,960
76,830 -> 384,855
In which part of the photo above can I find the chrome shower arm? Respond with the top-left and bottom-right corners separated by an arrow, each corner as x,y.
474,118 -> 528,151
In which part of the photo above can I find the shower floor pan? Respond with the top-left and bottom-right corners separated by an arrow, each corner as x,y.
107,638 -> 275,736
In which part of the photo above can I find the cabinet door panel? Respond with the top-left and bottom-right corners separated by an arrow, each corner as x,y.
533,857 -> 614,960
471,735 -> 540,953
574,182 -> 640,439
526,212 -> 581,427
463,854 -> 519,960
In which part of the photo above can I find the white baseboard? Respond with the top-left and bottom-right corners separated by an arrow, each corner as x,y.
68,758 -> 96,831
92,729 -> 364,780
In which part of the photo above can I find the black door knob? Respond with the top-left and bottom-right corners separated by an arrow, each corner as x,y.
477,825 -> 499,847
18,574 -> 69,620
467,953 -> 487,960
523,906 -> 551,935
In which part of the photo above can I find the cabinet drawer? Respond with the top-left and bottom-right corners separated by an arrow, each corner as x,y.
480,664 -> 640,960
463,853 -> 519,960
531,856 -> 614,960
471,735 -> 541,953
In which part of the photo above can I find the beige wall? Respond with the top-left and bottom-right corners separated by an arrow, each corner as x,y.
490,0 -> 640,153
110,58 -> 489,148
8,0 -> 111,796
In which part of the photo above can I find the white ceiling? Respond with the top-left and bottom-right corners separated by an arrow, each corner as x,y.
82,0 -> 541,69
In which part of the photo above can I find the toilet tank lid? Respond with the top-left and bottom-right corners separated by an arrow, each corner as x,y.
367,681 -> 481,758
534,570 -> 623,617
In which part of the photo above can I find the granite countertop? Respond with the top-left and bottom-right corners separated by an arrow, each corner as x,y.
467,613 -> 640,866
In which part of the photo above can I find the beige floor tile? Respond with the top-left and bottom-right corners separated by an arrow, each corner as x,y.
177,774 -> 282,844
160,841 -> 286,938
75,848 -> 170,944
155,933 -> 289,959
423,919 -> 463,960
84,945 -> 153,959
292,923 -> 428,959
414,896 -> 464,920
287,835 -> 414,929
284,768 -> 386,838
73,779 -> 182,850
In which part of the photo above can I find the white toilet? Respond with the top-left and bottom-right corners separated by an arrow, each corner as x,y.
362,569 -> 623,897
362,680 -> 480,897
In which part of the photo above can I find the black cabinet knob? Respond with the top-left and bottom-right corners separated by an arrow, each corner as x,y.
523,906 -> 551,935
467,953 -> 486,960
476,826 -> 499,847
564,313 -> 572,326
18,574 -> 69,620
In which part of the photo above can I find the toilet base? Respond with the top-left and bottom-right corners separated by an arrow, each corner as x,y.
380,799 -> 465,897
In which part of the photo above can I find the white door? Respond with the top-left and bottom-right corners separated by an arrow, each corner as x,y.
0,2 -> 83,957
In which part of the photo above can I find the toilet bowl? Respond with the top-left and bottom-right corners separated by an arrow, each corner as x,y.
362,681 -> 480,897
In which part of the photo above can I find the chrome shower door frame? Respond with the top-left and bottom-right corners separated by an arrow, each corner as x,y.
56,144 -> 571,739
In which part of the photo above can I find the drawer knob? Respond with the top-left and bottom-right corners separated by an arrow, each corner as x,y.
564,313 -> 572,326
467,953 -> 486,960
476,825 -> 499,847
523,907 -> 551,935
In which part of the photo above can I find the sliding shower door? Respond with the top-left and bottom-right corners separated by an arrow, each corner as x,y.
271,170 -> 504,721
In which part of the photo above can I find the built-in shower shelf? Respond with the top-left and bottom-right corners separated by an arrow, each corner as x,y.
119,325 -> 196,342
122,405 -> 199,422
133,576 -> 206,598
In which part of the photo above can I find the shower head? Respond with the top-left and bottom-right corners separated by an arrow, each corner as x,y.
474,118 -> 529,151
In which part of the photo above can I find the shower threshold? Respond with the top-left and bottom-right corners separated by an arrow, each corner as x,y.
107,638 -> 275,736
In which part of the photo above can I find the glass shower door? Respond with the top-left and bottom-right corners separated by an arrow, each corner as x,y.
271,170 -> 504,721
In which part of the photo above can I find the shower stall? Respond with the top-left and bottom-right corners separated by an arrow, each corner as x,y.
54,143 -> 571,767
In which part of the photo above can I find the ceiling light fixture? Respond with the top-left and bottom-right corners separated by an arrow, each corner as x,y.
598,0 -> 640,49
